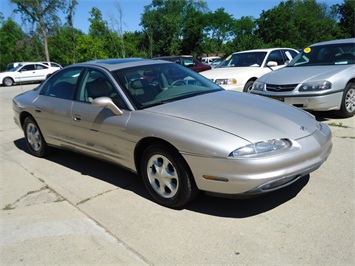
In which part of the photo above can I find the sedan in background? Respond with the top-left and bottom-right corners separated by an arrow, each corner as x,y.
200,48 -> 299,92
1,62 -> 60,86
251,38 -> 355,118
13,58 -> 332,208
154,55 -> 211,72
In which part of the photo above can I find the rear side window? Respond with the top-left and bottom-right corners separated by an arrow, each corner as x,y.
20,64 -> 36,71
41,68 -> 83,100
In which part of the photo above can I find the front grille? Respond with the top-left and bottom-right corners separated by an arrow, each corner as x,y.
266,84 -> 298,92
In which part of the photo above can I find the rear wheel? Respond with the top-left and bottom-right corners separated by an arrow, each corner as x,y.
336,83 -> 355,118
140,144 -> 198,208
3,77 -> 14,86
23,117 -> 49,157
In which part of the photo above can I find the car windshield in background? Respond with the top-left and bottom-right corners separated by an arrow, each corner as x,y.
288,43 -> 355,67
215,52 -> 267,68
112,64 -> 223,109
10,65 -> 23,72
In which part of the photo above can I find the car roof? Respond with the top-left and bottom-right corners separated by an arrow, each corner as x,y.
310,38 -> 355,47
154,55 -> 193,59
232,48 -> 295,54
74,58 -> 171,71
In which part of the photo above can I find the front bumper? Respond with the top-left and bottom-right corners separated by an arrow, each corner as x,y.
182,124 -> 332,195
252,91 -> 343,111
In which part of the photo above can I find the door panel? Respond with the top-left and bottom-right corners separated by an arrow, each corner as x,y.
71,102 -> 134,168
31,96 -> 74,147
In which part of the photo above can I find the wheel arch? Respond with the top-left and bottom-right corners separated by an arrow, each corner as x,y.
243,77 -> 257,92
345,77 -> 355,86
19,111 -> 34,128
2,76 -> 14,86
134,137 -> 192,177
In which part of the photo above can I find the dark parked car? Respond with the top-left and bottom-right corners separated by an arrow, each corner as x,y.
154,55 -> 211,72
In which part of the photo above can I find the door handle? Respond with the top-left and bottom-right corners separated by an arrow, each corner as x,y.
73,115 -> 81,121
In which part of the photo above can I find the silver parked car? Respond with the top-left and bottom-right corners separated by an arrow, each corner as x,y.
13,59 -> 332,208
251,38 -> 355,117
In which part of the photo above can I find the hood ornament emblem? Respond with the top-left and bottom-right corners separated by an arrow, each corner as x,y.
300,125 -> 307,131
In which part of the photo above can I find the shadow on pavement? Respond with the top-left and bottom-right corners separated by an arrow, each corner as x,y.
311,110 -> 343,122
14,138 -> 309,218
187,175 -> 309,218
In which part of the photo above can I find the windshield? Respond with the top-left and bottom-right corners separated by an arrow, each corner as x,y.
113,63 -> 223,109
215,52 -> 267,68
288,43 -> 355,67
10,64 -> 23,72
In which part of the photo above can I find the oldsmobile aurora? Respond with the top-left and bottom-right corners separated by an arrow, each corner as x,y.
13,59 -> 332,208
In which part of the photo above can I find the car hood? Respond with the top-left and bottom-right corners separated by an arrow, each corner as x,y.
147,91 -> 317,142
258,65 -> 351,83
200,67 -> 262,78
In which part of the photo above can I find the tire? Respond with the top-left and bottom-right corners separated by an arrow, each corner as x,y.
140,144 -> 198,208
243,80 -> 255,92
3,77 -> 14,86
336,83 -> 355,118
23,117 -> 49,157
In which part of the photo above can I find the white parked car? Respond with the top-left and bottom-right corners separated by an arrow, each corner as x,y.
201,56 -> 221,65
0,62 -> 60,86
200,48 -> 299,92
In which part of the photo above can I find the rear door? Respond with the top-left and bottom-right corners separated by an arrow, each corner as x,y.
33,67 -> 83,146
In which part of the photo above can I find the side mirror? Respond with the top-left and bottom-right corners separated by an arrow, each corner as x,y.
92,97 -> 123,115
267,61 -> 278,67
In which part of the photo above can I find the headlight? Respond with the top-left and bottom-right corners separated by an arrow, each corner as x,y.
215,78 -> 237,85
252,81 -> 265,91
298,81 -> 331,92
229,139 -> 291,157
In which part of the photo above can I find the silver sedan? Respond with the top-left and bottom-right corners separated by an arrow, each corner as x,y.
13,59 -> 332,208
251,38 -> 355,118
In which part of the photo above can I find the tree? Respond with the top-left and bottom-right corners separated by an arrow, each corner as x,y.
64,0 -> 78,63
108,0 -> 126,58
140,0 -> 207,57
88,7 -> 119,59
256,0 -> 341,48
203,8 -> 234,55
10,0 -> 67,61
0,18 -> 27,70
335,0 -> 355,38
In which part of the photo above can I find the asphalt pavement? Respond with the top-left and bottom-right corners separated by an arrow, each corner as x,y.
1,84 -> 354,265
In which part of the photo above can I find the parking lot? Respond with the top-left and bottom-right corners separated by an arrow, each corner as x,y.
1,84 -> 354,265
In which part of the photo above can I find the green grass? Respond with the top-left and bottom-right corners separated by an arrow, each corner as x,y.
3,204 -> 15,210
327,122 -> 351,128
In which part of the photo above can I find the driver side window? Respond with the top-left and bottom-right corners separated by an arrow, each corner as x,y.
76,69 -> 126,109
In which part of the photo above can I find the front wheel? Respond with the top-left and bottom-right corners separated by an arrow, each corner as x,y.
243,80 -> 255,92
3,77 -> 14,86
336,83 -> 355,118
23,117 -> 49,157
140,144 -> 198,208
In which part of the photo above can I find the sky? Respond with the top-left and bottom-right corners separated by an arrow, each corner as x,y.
2,0 -> 343,33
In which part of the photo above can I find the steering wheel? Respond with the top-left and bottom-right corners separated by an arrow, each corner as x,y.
169,79 -> 185,88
